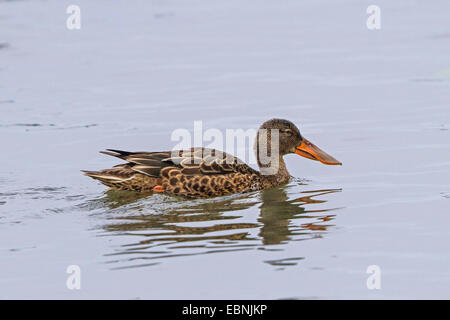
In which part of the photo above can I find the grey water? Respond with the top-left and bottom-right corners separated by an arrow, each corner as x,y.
0,0 -> 449,299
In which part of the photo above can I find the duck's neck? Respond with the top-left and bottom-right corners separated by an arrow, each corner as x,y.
258,156 -> 291,187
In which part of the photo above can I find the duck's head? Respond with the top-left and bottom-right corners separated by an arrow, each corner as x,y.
256,118 -> 342,165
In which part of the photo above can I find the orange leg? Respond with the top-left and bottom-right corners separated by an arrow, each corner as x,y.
152,185 -> 164,193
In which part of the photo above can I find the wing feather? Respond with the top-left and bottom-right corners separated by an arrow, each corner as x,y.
100,147 -> 258,177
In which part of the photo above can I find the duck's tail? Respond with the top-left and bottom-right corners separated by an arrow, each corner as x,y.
82,163 -> 161,191
81,165 -> 133,189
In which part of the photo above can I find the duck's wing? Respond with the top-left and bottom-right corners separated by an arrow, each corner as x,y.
101,147 -> 259,177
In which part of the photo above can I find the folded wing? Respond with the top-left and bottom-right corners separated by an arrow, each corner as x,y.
101,147 -> 258,177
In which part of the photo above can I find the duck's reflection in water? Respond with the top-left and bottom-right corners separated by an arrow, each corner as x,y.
96,185 -> 341,269
258,188 -> 339,245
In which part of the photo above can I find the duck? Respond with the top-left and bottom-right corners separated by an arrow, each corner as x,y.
82,118 -> 341,198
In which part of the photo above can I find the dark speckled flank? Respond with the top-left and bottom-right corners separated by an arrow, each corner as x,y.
83,119 -> 302,198
160,167 -> 261,198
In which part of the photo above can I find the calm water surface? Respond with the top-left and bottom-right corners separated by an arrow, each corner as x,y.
1,0 -> 449,299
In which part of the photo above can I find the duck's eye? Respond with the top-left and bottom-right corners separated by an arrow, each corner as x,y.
280,129 -> 293,136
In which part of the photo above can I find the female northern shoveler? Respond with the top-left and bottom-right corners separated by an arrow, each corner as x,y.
83,119 -> 341,197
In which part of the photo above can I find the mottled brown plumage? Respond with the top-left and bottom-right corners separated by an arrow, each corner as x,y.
83,119 -> 341,198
